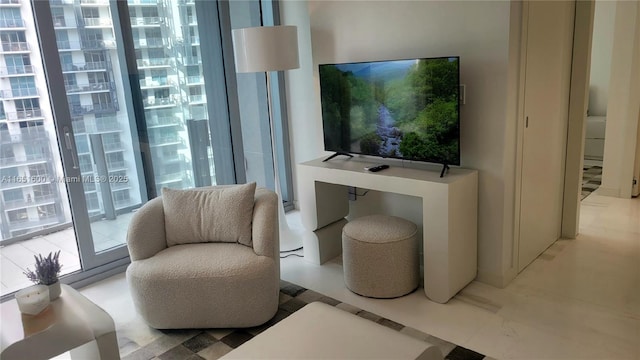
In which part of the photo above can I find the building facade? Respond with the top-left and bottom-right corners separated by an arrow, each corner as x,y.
0,0 -> 212,242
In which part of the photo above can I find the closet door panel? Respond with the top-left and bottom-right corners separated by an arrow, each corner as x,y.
519,1 -> 575,271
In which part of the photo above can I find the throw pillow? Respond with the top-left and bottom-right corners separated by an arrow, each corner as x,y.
162,182 -> 256,247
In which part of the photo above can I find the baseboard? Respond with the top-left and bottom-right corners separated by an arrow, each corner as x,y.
475,268 -> 517,289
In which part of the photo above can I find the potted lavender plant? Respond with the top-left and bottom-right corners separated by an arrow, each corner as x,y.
24,251 -> 63,300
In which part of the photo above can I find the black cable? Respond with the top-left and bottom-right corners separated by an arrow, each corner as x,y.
280,246 -> 303,253
280,253 -> 304,259
348,189 -> 370,197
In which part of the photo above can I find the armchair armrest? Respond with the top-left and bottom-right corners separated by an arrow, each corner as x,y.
252,188 -> 279,259
126,197 -> 168,261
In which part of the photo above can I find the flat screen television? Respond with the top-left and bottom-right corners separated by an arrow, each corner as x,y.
319,57 -> 460,165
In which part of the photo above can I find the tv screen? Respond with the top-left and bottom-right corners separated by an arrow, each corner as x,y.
319,57 -> 460,165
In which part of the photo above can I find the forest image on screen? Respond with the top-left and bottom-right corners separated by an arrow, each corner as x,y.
320,57 -> 459,165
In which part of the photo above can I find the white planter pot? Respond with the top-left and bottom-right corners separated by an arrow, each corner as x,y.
48,281 -> 61,301
15,285 -> 50,315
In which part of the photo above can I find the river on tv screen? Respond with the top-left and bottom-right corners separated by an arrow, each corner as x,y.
320,58 -> 459,164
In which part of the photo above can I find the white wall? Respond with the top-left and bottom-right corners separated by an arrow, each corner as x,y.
282,1 -> 520,287
588,1 -> 616,116
600,0 -> 640,198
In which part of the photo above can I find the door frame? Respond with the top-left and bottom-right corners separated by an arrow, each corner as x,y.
561,1 -> 596,238
513,0 -> 595,273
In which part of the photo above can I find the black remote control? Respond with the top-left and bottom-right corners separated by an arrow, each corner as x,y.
367,164 -> 389,172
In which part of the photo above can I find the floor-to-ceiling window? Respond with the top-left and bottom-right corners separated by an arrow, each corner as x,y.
1,0 -> 292,300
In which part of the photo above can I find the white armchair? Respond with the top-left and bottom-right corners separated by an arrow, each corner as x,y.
125,184 -> 279,329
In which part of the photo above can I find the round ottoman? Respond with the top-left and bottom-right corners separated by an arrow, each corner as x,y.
342,215 -> 419,298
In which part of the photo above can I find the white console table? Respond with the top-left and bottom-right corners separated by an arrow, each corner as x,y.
298,157 -> 478,303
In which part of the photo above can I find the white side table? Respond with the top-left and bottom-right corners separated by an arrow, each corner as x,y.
1,284 -> 119,360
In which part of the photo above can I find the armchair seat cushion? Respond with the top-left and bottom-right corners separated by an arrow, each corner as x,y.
129,243 -> 274,281
127,243 -> 278,329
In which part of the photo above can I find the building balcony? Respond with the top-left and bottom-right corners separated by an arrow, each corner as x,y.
180,57 -> 202,66
79,0 -> 109,5
0,18 -> 24,29
152,153 -> 185,164
128,0 -> 159,6
149,137 -> 186,149
155,172 -> 185,184
143,97 -> 177,108
0,129 -> 9,142
69,103 -> 118,116
186,75 -> 203,85
150,134 -> 181,144
140,78 -> 165,87
0,127 -> 48,144
139,79 -> 175,89
147,116 -> 180,128
3,194 -> 58,211
0,179 -> 37,191
7,215 -> 62,233
149,132 -> 185,146
82,39 -> 117,50
61,61 -> 109,72
53,17 -> 78,28
134,38 -> 165,48
0,0 -> 21,6
57,40 -> 82,51
1,42 -> 29,53
79,165 -> 94,174
102,141 -> 123,152
107,160 -> 126,171
1,88 -> 38,99
95,116 -> 121,132
114,196 -> 133,210
130,17 -> 163,26
110,181 -> 131,191
82,18 -> 113,27
188,94 -> 205,104
5,109 -> 44,120
49,0 -> 74,5
136,58 -> 173,68
0,65 -> 35,76
65,81 -> 115,94
0,153 -> 50,167
73,116 -> 121,134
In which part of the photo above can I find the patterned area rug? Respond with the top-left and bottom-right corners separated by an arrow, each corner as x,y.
582,165 -> 602,200
121,280 -> 488,360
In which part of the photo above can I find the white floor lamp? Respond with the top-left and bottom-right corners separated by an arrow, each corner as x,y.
232,25 -> 303,252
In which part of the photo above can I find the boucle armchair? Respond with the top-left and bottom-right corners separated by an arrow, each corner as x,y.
125,183 -> 279,329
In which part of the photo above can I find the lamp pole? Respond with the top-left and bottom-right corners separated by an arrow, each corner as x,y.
232,25 -> 301,252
